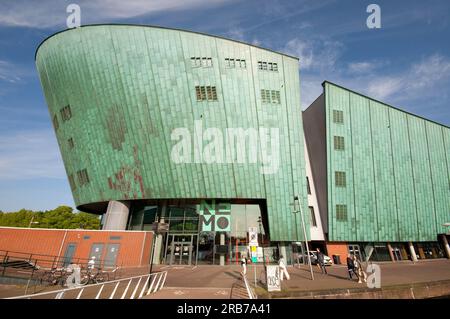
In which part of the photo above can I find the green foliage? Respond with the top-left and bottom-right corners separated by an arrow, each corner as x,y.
0,206 -> 100,230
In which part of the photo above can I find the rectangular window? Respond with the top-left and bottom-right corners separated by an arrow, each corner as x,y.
273,63 -> 278,72
309,206 -> 317,227
261,89 -> 266,103
195,86 -> 201,101
68,174 -> 76,190
258,61 -> 278,71
240,59 -> 246,68
77,169 -> 90,186
265,90 -> 271,103
336,205 -> 348,221
306,177 -> 311,195
196,86 -> 217,101
334,136 -> 345,150
68,138 -> 74,149
225,58 -> 231,68
206,86 -> 213,101
335,171 -> 346,187
53,114 -> 59,131
200,86 -> 207,100
191,57 -> 212,68
211,86 -> 217,100
333,110 -> 344,124
60,105 -> 72,122
191,57 -> 197,68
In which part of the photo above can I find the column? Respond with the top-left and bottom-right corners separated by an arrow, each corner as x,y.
408,241 -> 418,262
387,243 -> 395,262
219,233 -> 225,266
442,235 -> 450,259
102,200 -> 130,230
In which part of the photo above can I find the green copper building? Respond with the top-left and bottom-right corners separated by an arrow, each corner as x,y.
36,25 -> 450,265
35,25 -> 310,265
304,81 -> 450,262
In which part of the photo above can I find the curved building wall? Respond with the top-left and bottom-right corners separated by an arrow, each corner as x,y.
35,25 -> 309,241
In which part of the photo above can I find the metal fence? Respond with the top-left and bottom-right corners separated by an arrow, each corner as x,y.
7,271 -> 167,299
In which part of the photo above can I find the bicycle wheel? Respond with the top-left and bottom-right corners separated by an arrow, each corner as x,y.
80,271 -> 90,285
39,272 -> 54,286
94,272 -> 109,284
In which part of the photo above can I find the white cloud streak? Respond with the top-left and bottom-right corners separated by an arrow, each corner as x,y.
0,129 -> 66,180
0,0 -> 232,29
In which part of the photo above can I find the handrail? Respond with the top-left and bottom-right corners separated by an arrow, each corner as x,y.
7,271 -> 167,299
241,273 -> 257,299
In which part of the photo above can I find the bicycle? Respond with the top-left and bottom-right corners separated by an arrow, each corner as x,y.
80,267 -> 109,285
39,267 -> 69,287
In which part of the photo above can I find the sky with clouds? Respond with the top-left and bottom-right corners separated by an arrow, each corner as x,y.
0,0 -> 449,212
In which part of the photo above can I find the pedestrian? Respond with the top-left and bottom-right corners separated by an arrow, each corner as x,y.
316,248 -> 328,274
353,255 -> 367,284
346,254 -> 358,280
241,255 -> 247,276
88,256 -> 96,270
279,255 -> 290,281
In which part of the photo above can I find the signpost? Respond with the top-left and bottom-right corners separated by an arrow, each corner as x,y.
266,265 -> 281,292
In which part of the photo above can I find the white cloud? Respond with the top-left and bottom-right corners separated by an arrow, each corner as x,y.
366,54 -> 450,100
347,61 -> 387,74
0,129 -> 66,180
0,0 -> 232,29
0,60 -> 22,83
283,38 -> 343,71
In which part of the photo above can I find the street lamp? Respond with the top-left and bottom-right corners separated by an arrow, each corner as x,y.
28,214 -> 39,228
293,195 -> 314,280
257,216 -> 266,266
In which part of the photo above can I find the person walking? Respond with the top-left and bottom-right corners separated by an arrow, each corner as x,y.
241,255 -> 248,276
346,254 -> 358,280
316,248 -> 327,275
278,255 -> 290,281
353,255 -> 367,284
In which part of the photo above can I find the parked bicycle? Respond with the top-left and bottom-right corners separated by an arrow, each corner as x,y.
39,267 -> 69,287
80,267 -> 109,285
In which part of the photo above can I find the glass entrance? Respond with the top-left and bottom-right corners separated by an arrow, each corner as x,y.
167,234 -> 195,265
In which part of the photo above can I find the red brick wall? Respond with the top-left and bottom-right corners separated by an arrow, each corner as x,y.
326,242 -> 349,264
0,227 -> 153,268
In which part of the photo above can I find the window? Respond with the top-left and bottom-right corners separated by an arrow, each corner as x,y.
191,57 -> 212,68
68,174 -> 76,190
60,105 -> 72,122
77,169 -> 90,186
333,110 -> 344,124
52,114 -> 59,131
225,58 -> 246,69
334,136 -> 345,150
306,177 -> 311,195
260,89 -> 281,104
195,86 -> 218,101
258,61 -> 278,72
68,138 -> 74,149
335,171 -> 346,187
309,206 -> 317,227
336,205 -> 347,221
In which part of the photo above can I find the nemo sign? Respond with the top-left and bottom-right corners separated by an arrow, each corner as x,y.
199,200 -> 231,232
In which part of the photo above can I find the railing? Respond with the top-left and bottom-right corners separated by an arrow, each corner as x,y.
7,271 -> 167,299
241,273 -> 257,299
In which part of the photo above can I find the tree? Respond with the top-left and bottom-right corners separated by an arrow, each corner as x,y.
0,206 -> 100,230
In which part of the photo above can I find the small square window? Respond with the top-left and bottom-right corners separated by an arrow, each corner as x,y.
261,90 -> 266,103
262,62 -> 267,70
333,110 -> 344,124
336,204 -> 347,221
211,87 -> 217,100
309,206 -> 317,227
200,86 -> 207,100
334,136 -> 345,150
206,86 -> 213,101
195,86 -> 201,101
206,57 -> 212,67
240,59 -> 246,68
258,61 -> 263,70
273,63 -> 278,72
335,171 -> 346,187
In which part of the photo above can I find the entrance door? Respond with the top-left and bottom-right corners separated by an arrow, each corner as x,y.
62,243 -> 77,267
168,235 -> 194,265
89,243 -> 104,267
104,244 -> 120,268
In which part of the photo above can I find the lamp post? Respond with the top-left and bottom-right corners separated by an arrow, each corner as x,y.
28,214 -> 39,228
294,195 -> 314,280
257,216 -> 266,267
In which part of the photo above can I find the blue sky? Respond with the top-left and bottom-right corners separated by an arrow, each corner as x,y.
0,0 -> 449,212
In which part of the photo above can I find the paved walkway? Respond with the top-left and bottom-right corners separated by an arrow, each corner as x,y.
146,259 -> 450,298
